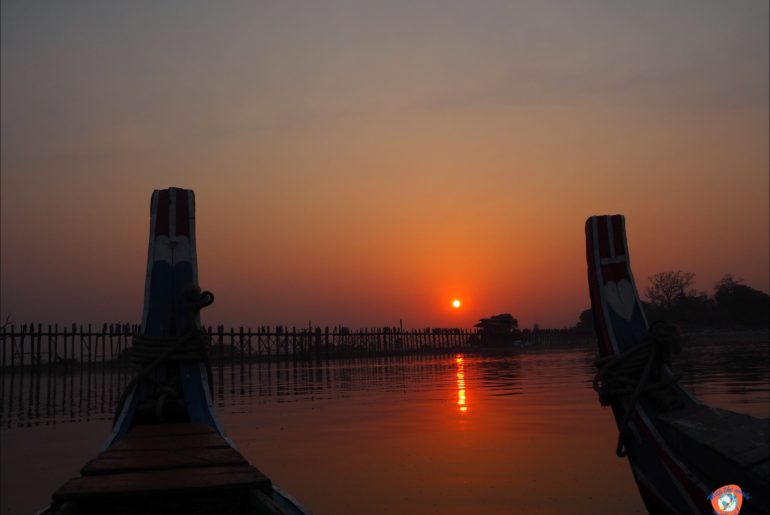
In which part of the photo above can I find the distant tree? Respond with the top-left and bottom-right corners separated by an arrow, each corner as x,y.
576,309 -> 594,330
473,314 -> 520,345
641,300 -> 662,323
714,274 -> 770,327
672,291 -> 716,326
645,270 -> 696,310
714,273 -> 742,294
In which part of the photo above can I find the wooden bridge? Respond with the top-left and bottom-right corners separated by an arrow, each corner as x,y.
0,324 -> 478,372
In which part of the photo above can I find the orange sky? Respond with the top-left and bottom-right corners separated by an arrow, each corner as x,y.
1,1 -> 768,329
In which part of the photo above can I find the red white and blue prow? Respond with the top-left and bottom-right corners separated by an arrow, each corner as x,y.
586,215 -> 652,357
103,188 -> 225,448
586,215 -> 768,515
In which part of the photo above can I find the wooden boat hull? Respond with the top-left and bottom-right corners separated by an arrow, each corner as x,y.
586,215 -> 768,515
104,188 -> 223,448
44,189 -> 310,515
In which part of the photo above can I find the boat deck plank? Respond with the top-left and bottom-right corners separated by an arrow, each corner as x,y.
52,422 -> 271,508
81,447 -> 247,475
128,422 -> 216,438
751,459 -> 770,482
658,404 -> 770,468
53,465 -> 270,502
108,432 -> 229,451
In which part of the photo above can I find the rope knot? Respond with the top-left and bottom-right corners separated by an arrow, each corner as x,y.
113,286 -> 215,425
592,321 -> 683,457
647,321 -> 681,381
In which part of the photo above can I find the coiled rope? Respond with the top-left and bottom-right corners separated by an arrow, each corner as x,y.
113,286 -> 215,424
592,321 -> 683,457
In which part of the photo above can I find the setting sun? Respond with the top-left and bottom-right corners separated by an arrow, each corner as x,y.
452,299 -> 461,309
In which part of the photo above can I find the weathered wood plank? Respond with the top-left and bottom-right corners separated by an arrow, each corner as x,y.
53,465 -> 271,502
82,447 -> 247,475
128,422 -> 216,438
109,432 -> 229,451
659,404 -> 770,468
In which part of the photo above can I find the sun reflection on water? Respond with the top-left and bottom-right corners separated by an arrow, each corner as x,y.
456,354 -> 468,413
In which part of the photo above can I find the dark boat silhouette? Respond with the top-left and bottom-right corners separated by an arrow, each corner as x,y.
586,215 -> 768,515
40,188 -> 310,514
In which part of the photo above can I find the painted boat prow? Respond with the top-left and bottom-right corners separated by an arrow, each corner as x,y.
586,214 -> 769,515
43,188 -> 310,515
102,188 -> 225,449
585,215 -> 650,357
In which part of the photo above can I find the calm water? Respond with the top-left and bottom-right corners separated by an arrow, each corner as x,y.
2,336 -> 768,515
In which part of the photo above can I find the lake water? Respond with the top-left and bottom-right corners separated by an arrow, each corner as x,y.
1,334 -> 768,515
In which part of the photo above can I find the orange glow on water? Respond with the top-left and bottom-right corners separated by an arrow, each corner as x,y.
456,354 -> 468,413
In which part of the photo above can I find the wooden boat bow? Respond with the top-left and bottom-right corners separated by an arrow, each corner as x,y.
586,214 -> 768,515
43,188 -> 310,515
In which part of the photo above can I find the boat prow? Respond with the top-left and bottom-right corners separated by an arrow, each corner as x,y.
43,188 -> 310,515
586,214 -> 768,515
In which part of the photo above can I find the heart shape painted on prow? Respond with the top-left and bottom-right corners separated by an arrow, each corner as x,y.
604,280 -> 636,321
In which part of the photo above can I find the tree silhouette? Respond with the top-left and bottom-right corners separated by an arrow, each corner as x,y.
645,270 -> 695,310
714,273 -> 742,294
576,309 -> 594,331
473,314 -> 520,345
714,274 -> 770,327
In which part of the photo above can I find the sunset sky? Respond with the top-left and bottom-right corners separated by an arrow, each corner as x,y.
2,1 -> 768,329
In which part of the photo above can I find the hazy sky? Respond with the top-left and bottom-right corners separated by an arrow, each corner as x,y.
2,1 -> 768,329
